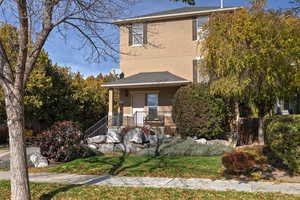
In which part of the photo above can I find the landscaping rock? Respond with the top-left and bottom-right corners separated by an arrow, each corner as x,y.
106,130 -> 121,143
29,152 -> 48,168
195,138 -> 207,144
116,142 -> 146,153
88,144 -> 98,150
97,144 -> 115,152
148,133 -> 173,146
148,134 -> 162,146
124,128 -> 146,144
87,135 -> 106,144
207,139 -> 230,146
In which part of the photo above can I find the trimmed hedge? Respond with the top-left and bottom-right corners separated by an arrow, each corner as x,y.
265,115 -> 300,174
173,84 -> 228,139
137,139 -> 234,157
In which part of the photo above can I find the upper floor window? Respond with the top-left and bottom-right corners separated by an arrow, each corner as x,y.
193,16 -> 209,41
132,23 -> 143,45
129,23 -> 147,46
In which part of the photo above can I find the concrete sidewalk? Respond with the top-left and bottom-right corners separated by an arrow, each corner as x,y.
0,171 -> 299,195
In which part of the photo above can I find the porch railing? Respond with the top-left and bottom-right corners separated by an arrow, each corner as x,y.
110,111 -> 172,127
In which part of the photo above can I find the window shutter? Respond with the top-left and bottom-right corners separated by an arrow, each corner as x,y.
192,18 -> 197,41
128,24 -> 133,46
143,23 -> 148,44
193,60 -> 198,83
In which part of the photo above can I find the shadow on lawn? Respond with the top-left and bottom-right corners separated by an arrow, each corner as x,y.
38,184 -> 80,200
38,155 -> 167,199
81,152 -> 167,176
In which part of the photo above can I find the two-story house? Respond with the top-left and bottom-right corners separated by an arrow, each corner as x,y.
102,6 -> 241,130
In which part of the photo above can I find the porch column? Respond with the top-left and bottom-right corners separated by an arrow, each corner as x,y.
108,89 -> 114,127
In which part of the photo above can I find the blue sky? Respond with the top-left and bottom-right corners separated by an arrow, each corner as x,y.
44,0 -> 293,77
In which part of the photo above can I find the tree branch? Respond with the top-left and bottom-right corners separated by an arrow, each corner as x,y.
23,0 -> 57,85
0,39 -> 14,86
63,20 -> 101,57
15,0 -> 29,89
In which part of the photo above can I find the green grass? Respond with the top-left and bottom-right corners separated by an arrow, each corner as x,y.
0,181 -> 299,200
30,156 -> 223,179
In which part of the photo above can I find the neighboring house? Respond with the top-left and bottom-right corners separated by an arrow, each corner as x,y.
102,6 -> 241,130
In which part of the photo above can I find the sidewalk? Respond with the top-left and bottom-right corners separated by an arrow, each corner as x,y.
0,171 -> 299,195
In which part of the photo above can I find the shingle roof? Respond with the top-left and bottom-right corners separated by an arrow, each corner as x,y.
134,7 -> 230,18
102,71 -> 190,88
113,6 -> 240,24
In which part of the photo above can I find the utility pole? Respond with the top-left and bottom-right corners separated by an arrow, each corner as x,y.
221,0 -> 224,8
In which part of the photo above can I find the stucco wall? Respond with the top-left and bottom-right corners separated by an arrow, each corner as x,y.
119,18 -> 203,81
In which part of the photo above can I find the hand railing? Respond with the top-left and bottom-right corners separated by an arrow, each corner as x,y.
85,115 -> 108,138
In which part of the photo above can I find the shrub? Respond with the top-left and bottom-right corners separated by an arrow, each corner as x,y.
137,138 -> 234,156
173,84 -> 228,139
0,126 -> 8,144
222,151 -> 258,174
265,115 -> 300,174
40,121 -> 95,162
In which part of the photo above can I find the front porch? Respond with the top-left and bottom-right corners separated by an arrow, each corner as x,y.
102,72 -> 190,129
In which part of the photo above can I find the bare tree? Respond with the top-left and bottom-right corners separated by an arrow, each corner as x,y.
290,0 -> 300,14
0,0 -> 133,199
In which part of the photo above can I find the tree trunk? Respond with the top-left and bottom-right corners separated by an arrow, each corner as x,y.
229,100 -> 240,147
258,115 -> 265,145
4,86 -> 31,200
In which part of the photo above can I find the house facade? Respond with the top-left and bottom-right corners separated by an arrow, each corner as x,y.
102,7 -> 241,129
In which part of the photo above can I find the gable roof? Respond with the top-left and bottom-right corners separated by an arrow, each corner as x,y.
102,71 -> 190,88
113,6 -> 241,25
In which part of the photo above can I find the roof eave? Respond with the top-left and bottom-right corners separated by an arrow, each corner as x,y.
102,80 -> 191,88
112,7 -> 242,25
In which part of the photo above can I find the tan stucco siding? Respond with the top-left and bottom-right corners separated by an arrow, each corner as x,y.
120,18 -> 202,81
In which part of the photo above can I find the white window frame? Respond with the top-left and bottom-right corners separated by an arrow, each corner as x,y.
132,23 -> 144,46
146,93 -> 159,120
196,16 -> 209,41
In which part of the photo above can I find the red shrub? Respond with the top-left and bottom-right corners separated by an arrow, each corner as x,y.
222,151 -> 258,173
40,121 -> 94,162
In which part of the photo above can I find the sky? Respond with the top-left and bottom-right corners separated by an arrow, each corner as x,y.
43,0 -> 294,77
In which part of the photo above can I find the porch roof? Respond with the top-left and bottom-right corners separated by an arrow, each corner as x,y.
102,71 -> 191,88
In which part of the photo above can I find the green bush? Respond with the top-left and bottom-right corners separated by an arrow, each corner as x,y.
173,84 -> 228,139
265,115 -> 300,174
137,139 -> 234,156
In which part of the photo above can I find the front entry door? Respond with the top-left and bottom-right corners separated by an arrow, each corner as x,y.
132,93 -> 145,126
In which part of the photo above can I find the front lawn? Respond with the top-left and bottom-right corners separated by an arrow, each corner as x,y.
30,155 -> 223,179
0,181 -> 299,200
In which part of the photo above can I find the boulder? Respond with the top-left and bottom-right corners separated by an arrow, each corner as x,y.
29,152 -> 48,168
97,144 -> 115,152
115,143 -> 146,153
195,138 -> 207,144
88,144 -> 98,150
207,139 -> 230,146
124,128 -> 147,144
106,130 -> 121,143
87,135 -> 106,144
148,133 -> 171,146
